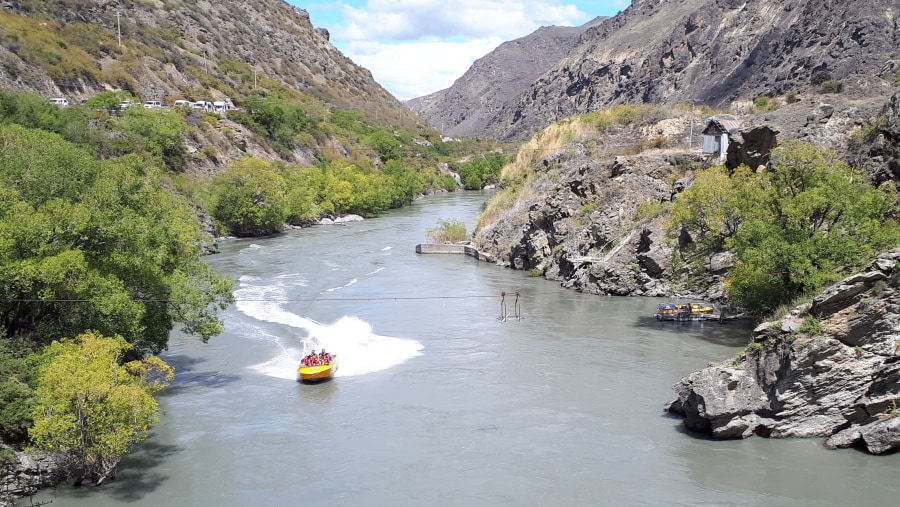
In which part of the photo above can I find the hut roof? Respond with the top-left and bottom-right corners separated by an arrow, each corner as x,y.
702,115 -> 742,135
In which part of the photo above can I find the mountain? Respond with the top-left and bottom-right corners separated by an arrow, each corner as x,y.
405,17 -> 605,138
415,0 -> 899,142
0,0 -> 420,130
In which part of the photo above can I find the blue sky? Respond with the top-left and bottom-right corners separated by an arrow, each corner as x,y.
288,1 -> 629,100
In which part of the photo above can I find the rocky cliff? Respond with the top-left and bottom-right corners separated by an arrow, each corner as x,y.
406,17 -> 604,138
474,0 -> 899,141
666,250 -> 900,454
472,91 -> 900,301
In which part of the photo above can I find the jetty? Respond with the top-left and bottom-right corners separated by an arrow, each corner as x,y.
415,243 -> 496,262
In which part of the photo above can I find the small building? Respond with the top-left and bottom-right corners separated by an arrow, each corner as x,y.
701,115 -> 741,165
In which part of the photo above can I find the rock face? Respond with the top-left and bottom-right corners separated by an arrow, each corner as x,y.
666,250 -> 900,454
0,448 -> 66,504
472,0 -> 899,141
472,115 -> 724,300
867,91 -> 900,185
406,18 -> 605,138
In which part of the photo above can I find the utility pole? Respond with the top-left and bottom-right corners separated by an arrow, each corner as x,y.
204,51 -> 208,74
117,11 -> 122,47
688,99 -> 698,150
253,68 -> 257,89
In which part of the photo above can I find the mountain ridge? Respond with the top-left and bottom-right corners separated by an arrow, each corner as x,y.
406,17 -> 606,138
410,0 -> 899,142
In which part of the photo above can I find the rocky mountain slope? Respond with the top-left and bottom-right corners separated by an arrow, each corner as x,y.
417,0 -> 899,142
0,0 -> 420,130
406,17 -> 604,138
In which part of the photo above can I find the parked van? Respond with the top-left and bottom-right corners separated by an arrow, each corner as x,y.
48,97 -> 69,107
213,101 -> 231,113
173,100 -> 190,108
190,101 -> 212,111
143,100 -> 163,109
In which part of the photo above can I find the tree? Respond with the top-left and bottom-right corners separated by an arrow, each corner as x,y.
0,335 -> 37,445
367,129 -> 402,162
0,127 -> 233,353
209,158 -> 288,236
29,331 -> 174,486
670,141 -> 900,314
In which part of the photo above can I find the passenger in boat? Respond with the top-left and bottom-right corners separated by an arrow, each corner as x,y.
303,350 -> 321,366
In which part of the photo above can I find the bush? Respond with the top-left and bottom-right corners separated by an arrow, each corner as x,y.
427,219 -> 468,243
810,70 -> 833,86
669,142 -> 900,314
820,80 -> 844,93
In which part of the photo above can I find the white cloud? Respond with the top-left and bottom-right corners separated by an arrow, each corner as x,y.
346,37 -> 506,101
341,0 -> 588,41
327,0 -> 599,100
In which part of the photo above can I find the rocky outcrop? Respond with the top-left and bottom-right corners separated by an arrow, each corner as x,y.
0,448 -> 66,504
666,249 -> 900,454
472,117 -> 725,300
867,91 -> 900,185
481,0 -> 899,141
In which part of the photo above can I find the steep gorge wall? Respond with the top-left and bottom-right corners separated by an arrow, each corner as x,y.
483,0 -> 899,141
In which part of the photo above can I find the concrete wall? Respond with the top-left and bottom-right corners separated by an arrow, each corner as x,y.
415,244 -> 467,254
415,244 -> 496,263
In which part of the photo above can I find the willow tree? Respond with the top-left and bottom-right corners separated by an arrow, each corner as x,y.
29,331 -> 174,485
669,141 -> 900,314
208,158 -> 288,236
0,125 -> 234,353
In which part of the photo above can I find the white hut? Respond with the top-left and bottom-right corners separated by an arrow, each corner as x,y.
701,115 -> 741,165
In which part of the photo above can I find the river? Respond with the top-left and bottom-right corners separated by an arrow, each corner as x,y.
34,190 -> 900,506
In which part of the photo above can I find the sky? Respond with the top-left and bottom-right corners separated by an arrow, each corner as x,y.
290,1 -> 630,101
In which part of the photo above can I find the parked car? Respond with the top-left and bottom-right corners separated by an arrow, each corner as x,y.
173,100 -> 190,108
48,97 -> 69,107
190,101 -> 212,111
143,100 -> 163,109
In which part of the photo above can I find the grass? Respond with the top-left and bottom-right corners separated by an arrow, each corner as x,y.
0,10 -> 106,83
881,400 -> 900,420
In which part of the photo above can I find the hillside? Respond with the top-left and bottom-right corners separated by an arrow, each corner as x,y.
414,0 -> 899,142
406,17 -> 605,138
0,0 -> 420,131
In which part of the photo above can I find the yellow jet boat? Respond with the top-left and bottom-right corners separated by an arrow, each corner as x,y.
297,355 -> 338,382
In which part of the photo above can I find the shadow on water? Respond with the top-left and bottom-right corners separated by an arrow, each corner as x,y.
43,440 -> 182,503
664,411 -> 721,442
633,315 -> 757,347
159,354 -> 241,396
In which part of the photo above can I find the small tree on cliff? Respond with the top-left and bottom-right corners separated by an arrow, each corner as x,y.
29,331 -> 174,485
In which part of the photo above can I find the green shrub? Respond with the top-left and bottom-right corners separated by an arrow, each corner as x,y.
428,219 -> 468,243
669,142 -> 900,315
798,316 -> 826,337
810,71 -> 833,86
820,80 -> 844,93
